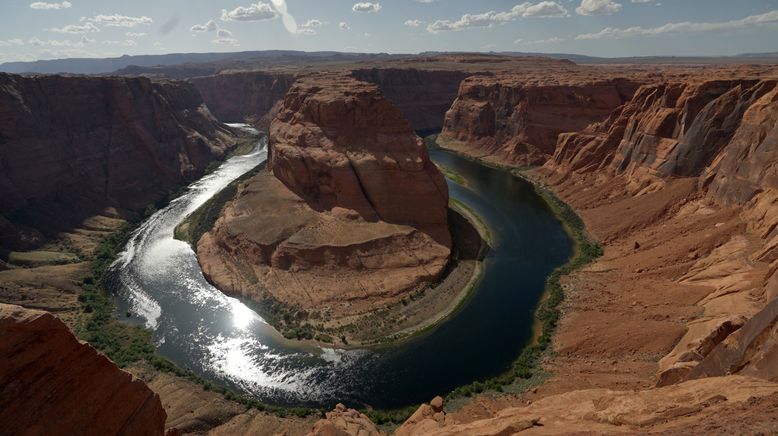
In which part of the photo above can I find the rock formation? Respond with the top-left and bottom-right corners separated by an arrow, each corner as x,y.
439,74 -> 640,166
307,404 -> 385,436
390,377 -> 778,435
350,68 -> 470,133
540,78 -> 778,389
190,71 -> 294,127
0,303 -> 166,435
195,74 -> 451,339
0,73 -> 236,249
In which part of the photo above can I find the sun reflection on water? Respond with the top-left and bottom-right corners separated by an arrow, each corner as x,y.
230,298 -> 260,330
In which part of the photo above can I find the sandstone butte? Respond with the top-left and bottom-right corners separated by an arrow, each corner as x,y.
195,73 -> 452,341
0,303 -> 167,435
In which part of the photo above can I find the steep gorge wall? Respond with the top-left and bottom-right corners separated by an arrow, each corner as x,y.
0,73 -> 236,249
350,68 -> 470,133
190,70 -> 294,127
190,68 -> 468,134
439,74 -> 641,166
543,78 -> 778,386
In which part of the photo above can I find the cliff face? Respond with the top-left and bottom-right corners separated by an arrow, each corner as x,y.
540,78 -> 778,388
0,303 -> 166,435
0,73 -> 236,249
190,68 -> 466,134
190,71 -> 294,127
350,68 -> 470,133
439,74 -> 640,166
549,80 -> 776,184
196,74 -> 451,339
268,74 -> 450,244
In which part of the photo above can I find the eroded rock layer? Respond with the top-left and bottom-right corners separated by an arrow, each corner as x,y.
540,78 -> 778,389
190,71 -> 294,127
0,303 -> 166,435
439,74 -> 640,166
0,73 -> 236,249
350,68 -> 471,133
196,74 -> 451,333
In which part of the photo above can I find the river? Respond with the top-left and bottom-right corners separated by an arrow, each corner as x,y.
110,125 -> 572,409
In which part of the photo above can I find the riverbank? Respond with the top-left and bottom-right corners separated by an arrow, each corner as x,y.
431,139 -> 602,403
397,134 -> 778,433
178,179 -> 490,348
341,205 -> 490,348
110,136 -> 580,421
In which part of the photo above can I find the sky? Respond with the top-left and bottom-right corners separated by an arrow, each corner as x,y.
1,0 -> 778,63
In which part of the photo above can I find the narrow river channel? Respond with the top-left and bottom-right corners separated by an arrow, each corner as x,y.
110,125 -> 572,409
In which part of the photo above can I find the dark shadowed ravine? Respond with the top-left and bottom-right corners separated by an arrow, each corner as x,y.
110,125 -> 572,409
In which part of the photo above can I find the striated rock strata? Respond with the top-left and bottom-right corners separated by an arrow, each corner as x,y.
190,71 -> 294,127
0,303 -> 166,435
196,74 -> 451,339
439,74 -> 640,166
541,78 -> 778,390
0,73 -> 236,249
351,68 -> 470,133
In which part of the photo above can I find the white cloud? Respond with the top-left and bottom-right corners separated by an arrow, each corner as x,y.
29,37 -> 86,47
0,38 -> 24,46
30,1 -> 72,10
405,19 -> 423,27
125,32 -> 147,38
37,48 -> 98,59
190,20 -> 218,32
213,36 -> 239,45
576,0 -> 622,16
82,14 -> 153,27
47,22 -> 100,33
427,2 -> 568,33
576,9 -> 778,39
217,29 -> 233,37
296,19 -> 322,35
515,36 -> 564,44
302,19 -> 322,28
416,0 -> 437,3
101,39 -> 137,46
221,2 -> 277,21
352,2 -> 382,13
339,22 -> 350,30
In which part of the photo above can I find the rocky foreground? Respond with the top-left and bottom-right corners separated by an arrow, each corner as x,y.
195,73 -> 452,342
0,303 -> 166,435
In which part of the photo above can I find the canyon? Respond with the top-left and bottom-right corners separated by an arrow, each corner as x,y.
3,54 -> 778,435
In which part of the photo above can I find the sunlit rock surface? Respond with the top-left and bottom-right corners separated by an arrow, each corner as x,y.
0,303 -> 166,435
